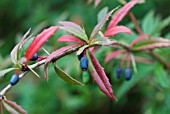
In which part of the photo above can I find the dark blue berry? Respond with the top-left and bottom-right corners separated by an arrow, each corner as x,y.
80,57 -> 88,71
124,68 -> 132,81
78,51 -> 84,60
10,74 -> 19,86
116,67 -> 122,79
30,53 -> 38,61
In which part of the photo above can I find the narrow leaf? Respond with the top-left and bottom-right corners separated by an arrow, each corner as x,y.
91,37 -> 116,46
105,26 -> 132,37
105,50 -> 125,63
89,51 -> 116,100
59,21 -> 88,42
25,26 -> 58,63
94,0 -> 101,7
107,0 -> 139,29
54,65 -> 83,85
0,68 -> 18,78
130,34 -> 149,48
2,99 -> 27,114
90,8 -> 118,39
97,7 -> 108,22
76,45 -> 89,55
57,35 -> 85,44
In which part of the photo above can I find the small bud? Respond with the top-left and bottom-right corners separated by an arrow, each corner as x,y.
30,53 -> 38,61
124,68 -> 132,81
80,57 -> 88,71
10,74 -> 19,86
116,67 -> 122,79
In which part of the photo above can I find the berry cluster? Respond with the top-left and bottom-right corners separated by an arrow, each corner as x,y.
116,67 -> 132,81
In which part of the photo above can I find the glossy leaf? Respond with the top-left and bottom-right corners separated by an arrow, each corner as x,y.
57,35 -> 85,44
0,68 -> 18,78
107,0 -> 139,29
89,51 -> 116,100
2,99 -> 27,114
54,65 -> 83,85
25,26 -> 58,63
105,50 -> 125,63
105,26 -> 132,37
59,21 -> 88,42
130,34 -> 149,48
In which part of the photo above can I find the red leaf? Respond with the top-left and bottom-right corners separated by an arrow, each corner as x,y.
105,26 -> 132,37
105,50 -> 125,63
25,26 -> 58,63
45,44 -> 78,66
57,35 -> 85,45
89,51 -> 116,100
107,0 -> 139,29
90,66 -> 115,99
130,34 -> 149,48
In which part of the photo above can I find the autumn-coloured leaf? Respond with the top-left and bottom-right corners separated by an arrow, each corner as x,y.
107,0 -> 139,29
130,34 -> 149,48
59,21 -> 88,42
2,99 -> 27,114
105,50 -> 125,63
54,65 -> 83,85
104,26 -> 132,37
89,51 -> 116,100
25,26 -> 58,63
90,8 -> 118,39
57,35 -> 85,45
0,68 -> 18,78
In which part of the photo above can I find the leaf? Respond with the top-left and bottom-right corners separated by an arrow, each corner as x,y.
0,68 -> 18,78
54,65 -> 83,85
105,50 -> 125,63
57,35 -> 85,44
45,44 -> 79,66
89,51 -> 116,100
25,26 -> 58,63
59,21 -> 88,42
90,8 -> 118,39
91,36 -> 116,46
107,0 -> 139,29
105,26 -> 132,37
130,34 -> 149,48
154,64 -> 169,88
94,0 -> 101,7
2,99 -> 27,114
76,45 -> 89,55
132,38 -> 170,51
97,7 -> 108,22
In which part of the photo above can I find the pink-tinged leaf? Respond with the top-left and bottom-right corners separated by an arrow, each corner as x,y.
105,26 -> 132,37
36,56 -> 47,62
89,52 -> 116,100
89,65 -> 115,99
59,21 -> 88,42
107,0 -> 139,29
2,99 -> 27,114
105,50 -> 125,63
87,0 -> 93,4
45,44 -> 79,66
25,26 -> 58,63
54,65 -> 83,85
90,8 -> 118,39
94,0 -> 101,7
57,35 -> 85,45
130,34 -> 149,48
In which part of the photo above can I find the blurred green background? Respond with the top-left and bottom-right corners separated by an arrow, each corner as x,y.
0,0 -> 170,114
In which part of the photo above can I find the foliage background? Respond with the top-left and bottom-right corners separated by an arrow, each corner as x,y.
0,0 -> 170,114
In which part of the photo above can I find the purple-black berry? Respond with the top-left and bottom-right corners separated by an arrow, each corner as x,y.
10,74 -> 19,86
30,53 -> 38,61
116,67 -> 122,79
80,57 -> 88,71
124,68 -> 132,81
78,51 -> 84,60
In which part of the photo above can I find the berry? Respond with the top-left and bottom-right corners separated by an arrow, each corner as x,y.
30,53 -> 38,61
124,68 -> 132,81
10,74 -> 19,86
78,51 -> 84,60
116,67 -> 122,79
80,57 -> 88,71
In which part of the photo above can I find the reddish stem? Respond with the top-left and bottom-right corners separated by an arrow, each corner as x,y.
127,53 -> 131,68
120,53 -> 128,67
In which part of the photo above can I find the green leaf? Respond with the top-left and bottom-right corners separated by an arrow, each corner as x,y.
97,7 -> 108,22
91,36 -> 115,46
76,45 -> 89,55
0,68 -> 18,78
54,65 -> 83,85
154,64 -> 169,88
